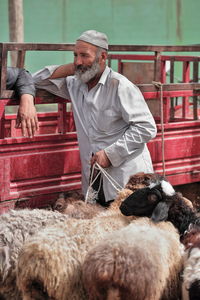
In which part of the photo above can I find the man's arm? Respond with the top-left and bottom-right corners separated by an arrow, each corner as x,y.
7,67 -> 38,137
104,83 -> 157,168
49,63 -> 74,79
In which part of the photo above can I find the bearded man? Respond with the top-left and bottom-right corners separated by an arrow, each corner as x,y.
33,30 -> 157,206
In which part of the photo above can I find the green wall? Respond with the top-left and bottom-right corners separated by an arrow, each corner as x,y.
0,0 -> 199,72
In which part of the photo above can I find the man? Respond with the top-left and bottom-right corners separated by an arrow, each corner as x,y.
33,30 -> 157,206
6,67 -> 38,137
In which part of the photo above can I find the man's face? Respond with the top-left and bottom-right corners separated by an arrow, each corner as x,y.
74,41 -> 102,83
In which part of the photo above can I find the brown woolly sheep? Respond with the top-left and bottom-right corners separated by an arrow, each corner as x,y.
82,218 -> 184,300
53,191 -> 105,218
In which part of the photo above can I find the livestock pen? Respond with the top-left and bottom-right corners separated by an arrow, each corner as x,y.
0,43 -> 200,212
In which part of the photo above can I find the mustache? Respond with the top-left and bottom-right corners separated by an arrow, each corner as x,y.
75,65 -> 92,73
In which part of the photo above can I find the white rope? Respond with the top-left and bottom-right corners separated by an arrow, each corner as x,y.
85,162 -> 123,203
95,162 -> 123,191
85,163 -> 101,203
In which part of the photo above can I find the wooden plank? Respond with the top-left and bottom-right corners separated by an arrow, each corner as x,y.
0,44 -> 8,97
137,83 -> 200,92
193,59 -> 199,120
0,43 -> 200,52
16,50 -> 26,68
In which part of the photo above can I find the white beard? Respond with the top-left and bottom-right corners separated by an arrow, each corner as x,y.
75,60 -> 101,83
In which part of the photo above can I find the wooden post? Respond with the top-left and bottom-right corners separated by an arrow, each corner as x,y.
8,0 -> 24,66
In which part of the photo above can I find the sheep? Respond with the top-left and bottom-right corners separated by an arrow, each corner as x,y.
0,172 -> 176,300
0,208 -> 71,300
53,191 -> 105,218
17,175 -> 193,300
181,224 -> 200,300
82,217 -> 184,300
119,176 -> 195,235
0,172 -> 151,300
119,175 -> 200,300
14,173 -> 164,299
52,172 -> 161,217
16,209 -> 135,300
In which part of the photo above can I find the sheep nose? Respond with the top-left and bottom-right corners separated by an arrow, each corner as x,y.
54,204 -> 63,211
119,202 -> 133,216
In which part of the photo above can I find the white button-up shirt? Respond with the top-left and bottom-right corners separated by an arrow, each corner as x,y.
33,66 -> 157,201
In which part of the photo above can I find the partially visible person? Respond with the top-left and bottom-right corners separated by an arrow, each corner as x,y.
33,30 -> 157,206
6,67 -> 38,137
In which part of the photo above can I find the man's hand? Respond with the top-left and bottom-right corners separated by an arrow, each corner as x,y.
90,150 -> 111,168
16,94 -> 39,137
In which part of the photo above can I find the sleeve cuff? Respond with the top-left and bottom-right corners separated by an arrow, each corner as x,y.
104,144 -> 125,167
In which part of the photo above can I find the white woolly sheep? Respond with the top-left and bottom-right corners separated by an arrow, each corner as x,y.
181,224 -> 200,300
0,208 -> 70,300
16,209 -> 135,300
82,217 -> 184,300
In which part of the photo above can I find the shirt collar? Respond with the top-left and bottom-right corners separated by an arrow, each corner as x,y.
98,66 -> 110,85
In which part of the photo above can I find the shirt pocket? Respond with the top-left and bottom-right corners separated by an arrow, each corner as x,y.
97,109 -> 119,132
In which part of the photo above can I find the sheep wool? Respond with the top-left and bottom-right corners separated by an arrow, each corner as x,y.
16,210 -> 133,300
181,225 -> 200,300
182,247 -> 200,300
0,208 -> 70,300
82,218 -> 184,300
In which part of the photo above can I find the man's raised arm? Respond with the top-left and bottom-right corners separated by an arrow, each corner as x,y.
49,63 -> 74,79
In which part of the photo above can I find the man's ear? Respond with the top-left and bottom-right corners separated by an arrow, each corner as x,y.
101,51 -> 108,61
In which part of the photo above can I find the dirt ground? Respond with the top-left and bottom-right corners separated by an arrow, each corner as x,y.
175,182 -> 200,210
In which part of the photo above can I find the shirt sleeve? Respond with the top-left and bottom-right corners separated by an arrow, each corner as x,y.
6,67 -> 36,97
104,80 -> 157,167
33,65 -> 71,100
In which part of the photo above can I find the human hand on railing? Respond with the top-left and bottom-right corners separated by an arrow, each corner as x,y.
16,94 -> 39,137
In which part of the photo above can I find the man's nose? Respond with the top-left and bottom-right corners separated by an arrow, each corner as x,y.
74,56 -> 83,66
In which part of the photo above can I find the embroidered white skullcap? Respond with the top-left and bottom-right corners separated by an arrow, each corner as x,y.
77,30 -> 108,50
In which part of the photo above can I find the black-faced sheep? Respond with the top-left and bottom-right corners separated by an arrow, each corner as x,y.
181,224 -> 200,300
119,176 -> 200,300
82,218 -> 183,300
119,177 -> 195,235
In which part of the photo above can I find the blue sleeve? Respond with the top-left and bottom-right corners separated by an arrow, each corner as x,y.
6,67 -> 36,97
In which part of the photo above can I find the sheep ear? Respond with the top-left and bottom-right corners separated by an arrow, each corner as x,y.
151,202 -> 170,222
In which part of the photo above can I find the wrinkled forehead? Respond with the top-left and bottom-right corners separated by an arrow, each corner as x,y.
74,40 -> 98,55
